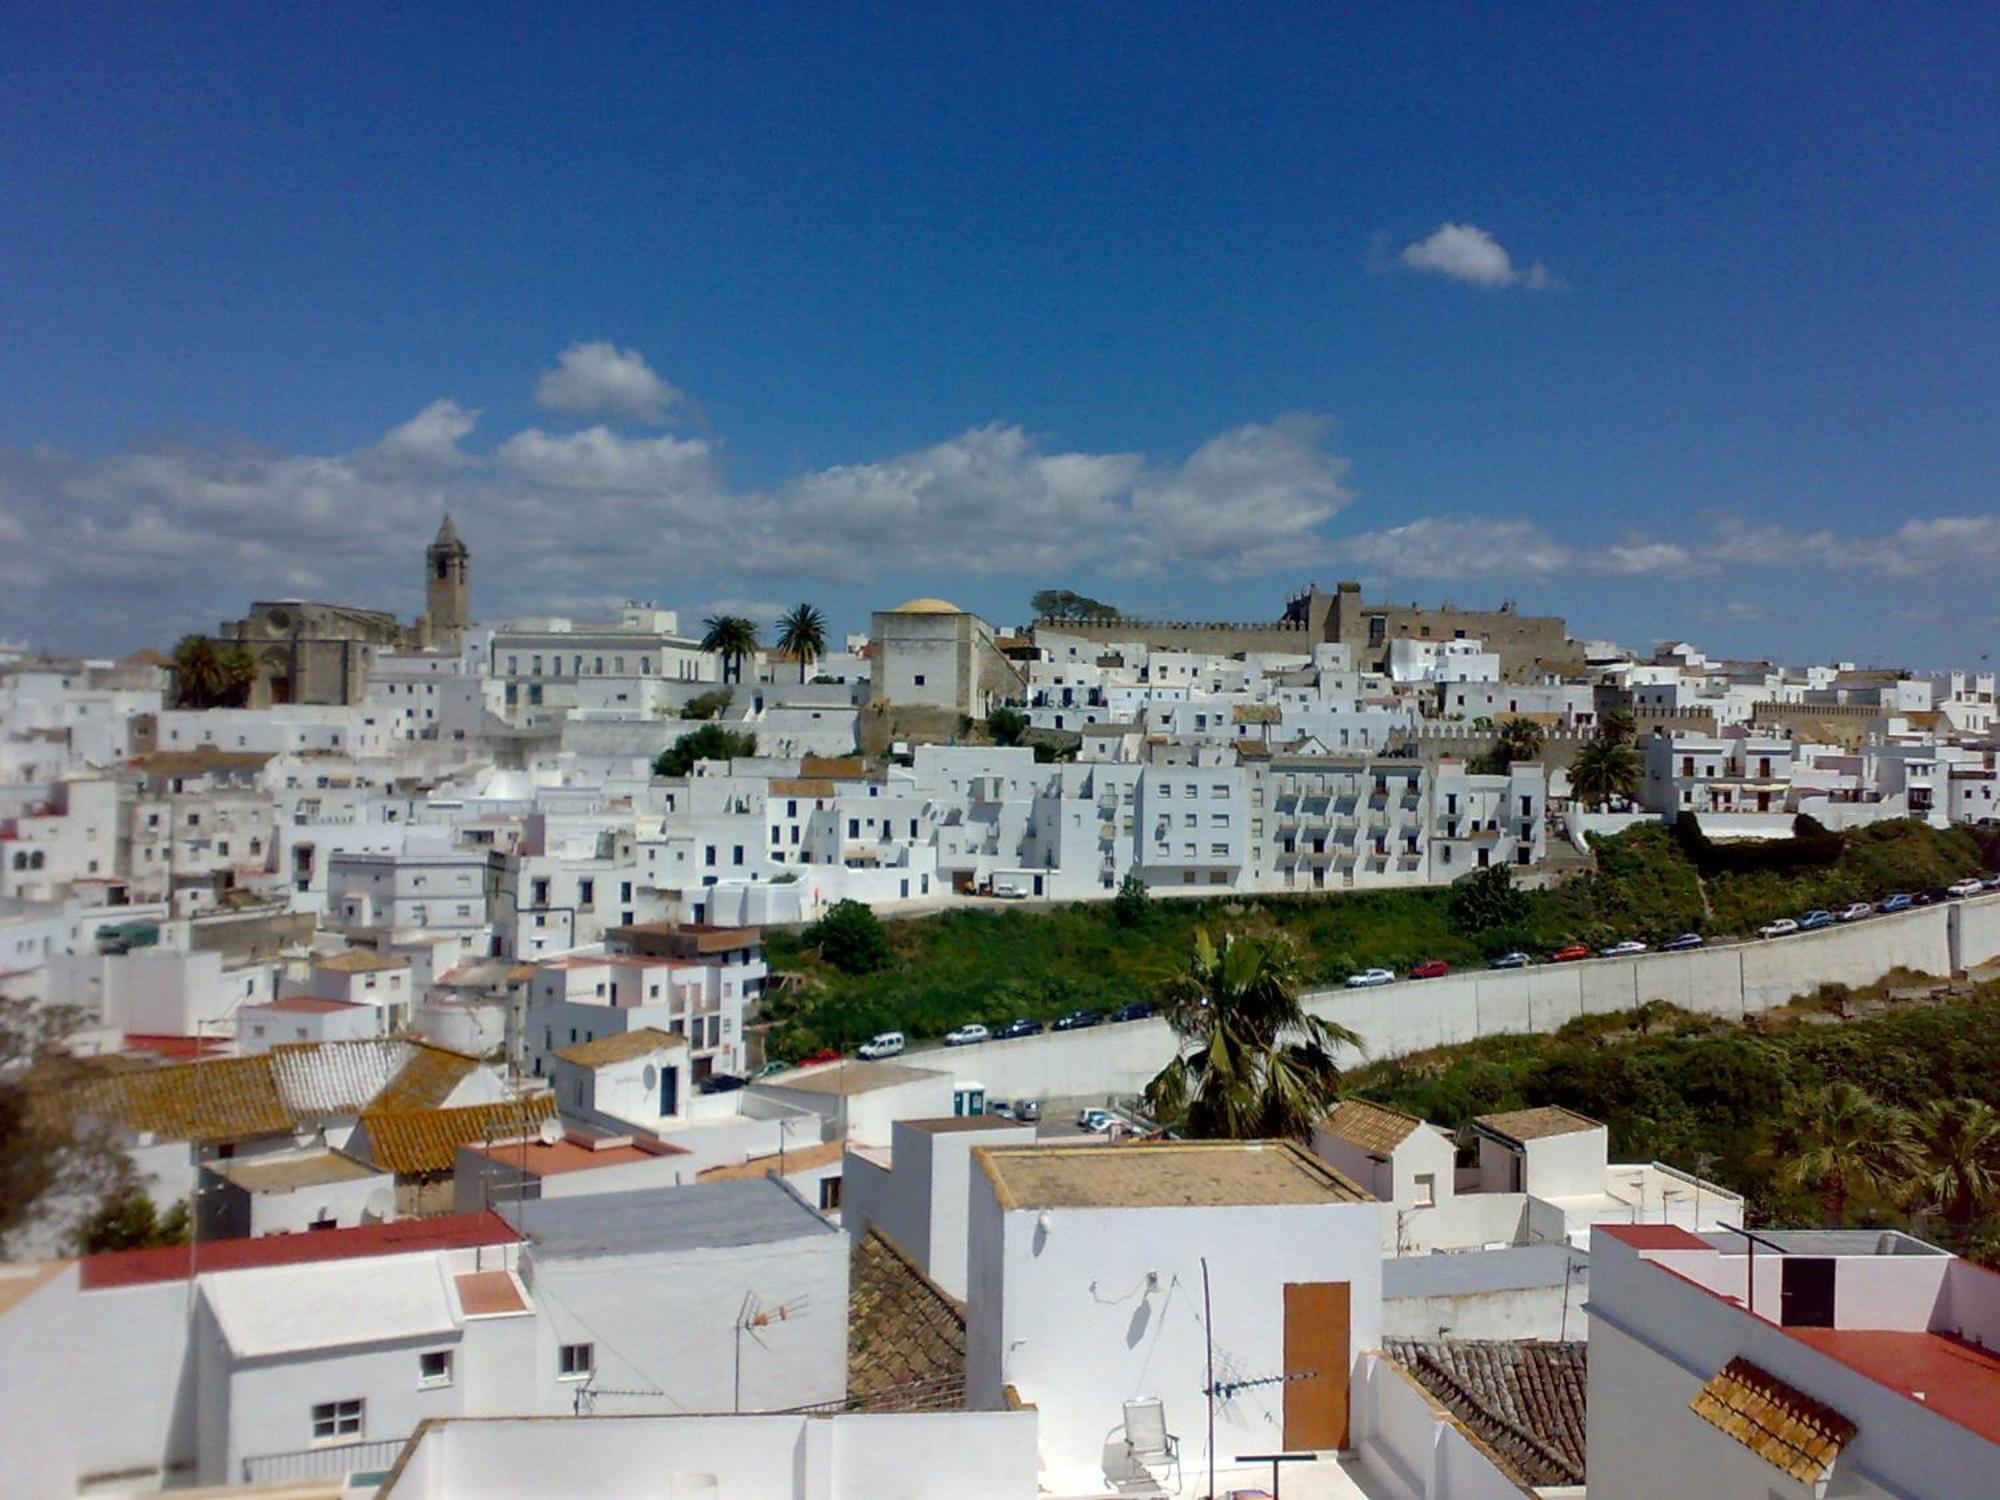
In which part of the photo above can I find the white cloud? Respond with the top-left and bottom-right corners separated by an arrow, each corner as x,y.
1396,223 -> 1557,290
1334,516 -> 1571,578
1590,540 -> 1703,575
1699,601 -> 1763,624
497,425 -> 718,494
364,399 -> 480,474
533,341 -> 683,425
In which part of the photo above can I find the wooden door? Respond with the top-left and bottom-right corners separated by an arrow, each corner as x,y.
1283,1281 -> 1351,1450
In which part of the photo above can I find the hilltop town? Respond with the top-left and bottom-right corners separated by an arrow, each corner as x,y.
3,520 -> 1999,1499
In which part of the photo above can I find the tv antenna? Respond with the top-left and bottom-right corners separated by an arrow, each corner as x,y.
733,1289 -> 811,1412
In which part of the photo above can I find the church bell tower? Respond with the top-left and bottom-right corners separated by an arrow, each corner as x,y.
423,514 -> 471,650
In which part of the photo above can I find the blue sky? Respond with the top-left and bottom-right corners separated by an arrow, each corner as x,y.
1,5 -> 1995,665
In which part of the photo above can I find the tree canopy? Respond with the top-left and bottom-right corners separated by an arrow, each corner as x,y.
171,634 -> 258,709
653,723 -> 759,777
803,900 -> 894,976
1031,588 -> 1120,624
775,604 -> 828,683
986,707 -> 1029,746
1569,736 -> 1641,810
699,615 -> 761,684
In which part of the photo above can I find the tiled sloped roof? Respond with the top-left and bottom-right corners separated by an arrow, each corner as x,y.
268,1039 -> 478,1118
846,1230 -> 966,1413
1689,1356 -> 1855,1486
1472,1106 -> 1601,1144
1384,1339 -> 1589,1487
314,949 -> 410,973
70,1056 -> 292,1144
360,1094 -> 558,1176
554,1028 -> 686,1068
1321,1098 -> 1426,1156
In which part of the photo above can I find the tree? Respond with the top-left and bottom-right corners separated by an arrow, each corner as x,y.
1495,717 -> 1546,767
1569,736 -> 1642,811
217,644 -> 260,707
679,688 -> 735,721
170,634 -> 228,709
1906,1098 -> 2000,1242
1599,709 -> 1638,747
74,1190 -> 189,1253
802,899 -> 893,976
1763,1082 -> 1917,1224
987,707 -> 1029,746
1144,929 -> 1362,1140
1030,588 -> 1120,625
1111,872 -> 1150,929
653,723 -> 759,777
1448,865 -> 1531,934
0,999 -> 129,1245
775,603 -> 828,684
700,615 -> 761,685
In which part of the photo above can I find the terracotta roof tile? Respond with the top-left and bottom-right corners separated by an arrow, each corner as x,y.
846,1230 -> 966,1413
977,1140 -> 1372,1210
553,1028 -> 687,1068
1689,1356 -> 1855,1486
70,1056 -> 292,1144
314,949 -> 411,973
1385,1339 -> 1589,1487
1473,1106 -> 1602,1144
698,1140 -> 846,1182
360,1094 -> 558,1176
1321,1098 -> 1427,1156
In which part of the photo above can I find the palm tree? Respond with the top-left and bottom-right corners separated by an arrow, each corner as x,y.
1144,929 -> 1362,1140
170,634 -> 228,709
217,645 -> 261,707
1569,736 -> 1641,811
1599,709 -> 1638,747
1495,717 -> 1546,767
700,615 -> 761,685
774,603 -> 828,684
1907,1098 -> 2000,1242
1764,1082 -> 1917,1224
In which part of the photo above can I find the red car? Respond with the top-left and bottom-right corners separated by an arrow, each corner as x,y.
1410,960 -> 1451,980
1550,944 -> 1592,963
798,1048 -> 844,1066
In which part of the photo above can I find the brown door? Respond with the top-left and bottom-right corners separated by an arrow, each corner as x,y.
1283,1281 -> 1351,1450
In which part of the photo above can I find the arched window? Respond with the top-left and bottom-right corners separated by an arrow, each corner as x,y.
28,851 -> 45,870
9,852 -> 24,871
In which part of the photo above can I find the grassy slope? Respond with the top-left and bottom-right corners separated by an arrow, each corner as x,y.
762,819 -> 1989,1057
1343,982 -> 2000,1230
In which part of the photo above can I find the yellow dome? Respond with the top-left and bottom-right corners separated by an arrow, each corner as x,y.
892,597 -> 962,614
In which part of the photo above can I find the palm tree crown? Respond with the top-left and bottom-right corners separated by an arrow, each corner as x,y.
775,603 -> 828,684
1569,736 -> 1641,811
1495,717 -> 1546,766
1144,928 -> 1362,1140
1764,1081 -> 1916,1224
1908,1098 -> 2000,1240
700,615 -> 762,685
170,634 -> 257,709
1598,709 -> 1638,747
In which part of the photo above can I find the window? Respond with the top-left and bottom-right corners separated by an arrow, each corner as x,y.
1210,843 -> 1229,857
559,1342 -> 594,1379
913,674 -> 926,686
819,1176 -> 843,1211
1414,1173 -> 1436,1207
419,1350 -> 453,1388
311,1399 -> 363,1441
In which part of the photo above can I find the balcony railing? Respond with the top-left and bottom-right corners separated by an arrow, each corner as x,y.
242,1435 -> 410,1485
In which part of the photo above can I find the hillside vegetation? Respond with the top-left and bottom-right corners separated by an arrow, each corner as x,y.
761,818 -> 1989,1058
1344,980 -> 2000,1256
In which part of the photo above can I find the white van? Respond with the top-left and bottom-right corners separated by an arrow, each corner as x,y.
857,1031 -> 906,1060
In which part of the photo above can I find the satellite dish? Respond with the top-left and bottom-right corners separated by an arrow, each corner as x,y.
538,1117 -> 564,1147
362,1187 -> 395,1222
642,1064 -> 658,1089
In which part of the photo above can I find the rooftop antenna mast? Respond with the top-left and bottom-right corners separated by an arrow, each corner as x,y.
733,1289 -> 811,1413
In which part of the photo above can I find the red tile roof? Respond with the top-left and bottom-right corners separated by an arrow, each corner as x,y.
455,1269 -> 530,1317
80,1210 -> 518,1289
462,1136 -> 686,1176
1597,1223 -> 1710,1251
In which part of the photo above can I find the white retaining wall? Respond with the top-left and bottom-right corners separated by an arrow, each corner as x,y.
910,895 -> 2000,1103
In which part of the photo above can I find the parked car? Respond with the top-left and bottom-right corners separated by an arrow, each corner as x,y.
1410,960 -> 1450,980
1112,1000 -> 1158,1022
1489,951 -> 1532,969
1660,933 -> 1704,952
1013,1098 -> 1042,1122
1550,944 -> 1592,963
1599,940 -> 1648,958
1759,918 -> 1799,939
1798,909 -> 1834,930
1054,1009 -> 1105,1031
1947,878 -> 1985,899
857,1030 -> 907,1060
943,1022 -> 990,1047
698,1073 -> 747,1094
1345,967 -> 1396,988
1878,893 -> 1915,913
1984,872 -> 2000,891
798,1048 -> 844,1066
1077,1107 -> 1116,1132
988,1100 -> 1016,1119
1836,902 -> 1873,922
993,1018 -> 1045,1040
747,1059 -> 792,1080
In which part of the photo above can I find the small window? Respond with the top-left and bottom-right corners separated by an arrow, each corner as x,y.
913,674 -> 926,686
419,1350 -> 453,1388
1414,1173 -> 1436,1208
559,1342 -> 594,1380
311,1399 -> 363,1441
819,1176 -> 843,1211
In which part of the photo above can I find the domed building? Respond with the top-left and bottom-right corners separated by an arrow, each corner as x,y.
869,596 -> 1022,719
